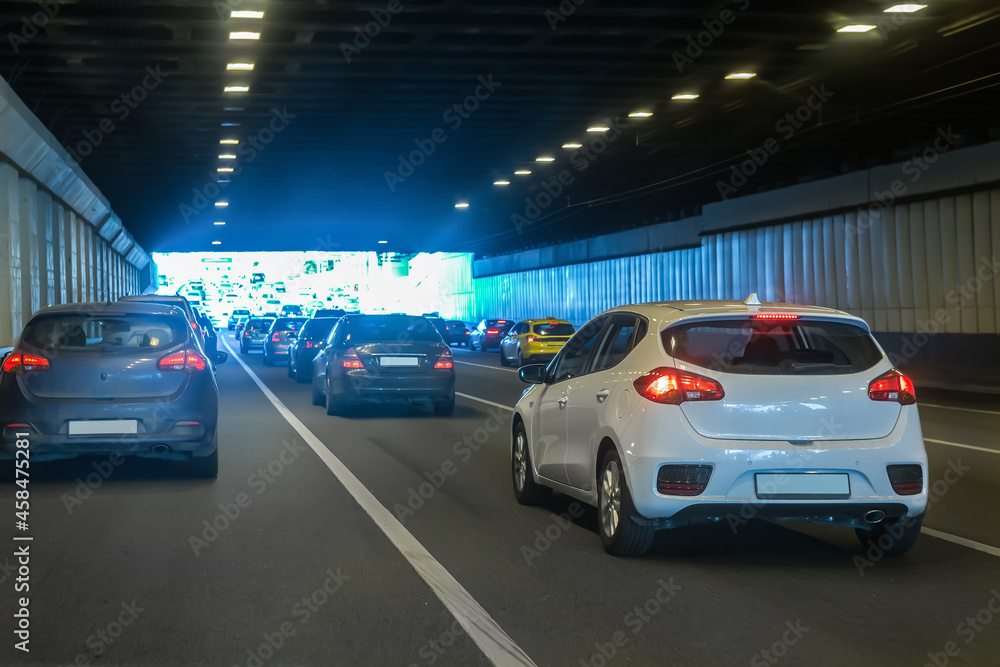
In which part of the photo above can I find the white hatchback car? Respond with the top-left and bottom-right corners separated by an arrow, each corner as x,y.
511,295 -> 927,557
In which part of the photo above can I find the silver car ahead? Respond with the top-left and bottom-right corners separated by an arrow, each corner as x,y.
0,302 -> 227,478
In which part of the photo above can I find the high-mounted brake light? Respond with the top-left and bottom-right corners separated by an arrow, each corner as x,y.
434,348 -> 454,369
868,369 -> 916,405
2,352 -> 51,374
157,350 -> 208,373
753,313 -> 799,320
634,367 -> 724,404
342,347 -> 363,368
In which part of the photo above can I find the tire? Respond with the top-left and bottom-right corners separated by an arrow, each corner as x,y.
240,342 -> 247,354
855,514 -> 923,556
470,339 -> 478,352
190,435 -> 219,479
296,368 -> 310,384
433,393 -> 455,416
311,380 -> 325,406
287,361 -> 295,379
263,350 -> 273,366
326,380 -> 348,416
516,348 -> 525,368
598,449 -> 655,557
511,421 -> 550,505
499,346 -> 509,367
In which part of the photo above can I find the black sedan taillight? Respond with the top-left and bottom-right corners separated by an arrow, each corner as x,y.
887,464 -> 923,495
657,465 -> 713,496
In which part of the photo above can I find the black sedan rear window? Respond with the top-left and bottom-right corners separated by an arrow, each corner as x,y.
662,318 -> 882,375
246,319 -> 274,332
22,314 -> 187,352
344,316 -> 442,343
301,320 -> 336,340
272,317 -> 307,331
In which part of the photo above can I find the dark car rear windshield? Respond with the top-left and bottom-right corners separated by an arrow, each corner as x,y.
344,316 -> 443,343
272,317 -> 307,331
533,322 -> 575,336
22,314 -> 187,352
301,319 -> 337,340
662,318 -> 882,375
246,319 -> 274,332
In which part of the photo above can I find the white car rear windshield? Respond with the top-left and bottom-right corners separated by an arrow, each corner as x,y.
661,318 -> 882,375
23,314 -> 187,352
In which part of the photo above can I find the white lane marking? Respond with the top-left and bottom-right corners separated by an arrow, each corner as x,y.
456,360 -> 518,374
921,527 -> 1000,558
221,338 -> 536,667
924,438 -> 999,455
921,403 -> 1000,416
456,392 -> 514,413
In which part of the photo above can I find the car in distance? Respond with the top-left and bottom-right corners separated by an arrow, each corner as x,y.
235,316 -> 250,336
444,320 -> 470,347
240,317 -> 274,354
469,319 -> 513,352
228,308 -> 251,330
500,318 -> 576,367
0,301 -> 227,478
280,304 -> 304,317
511,295 -> 928,557
287,317 -> 339,382
262,317 -> 308,366
311,314 -> 455,416
313,308 -> 346,319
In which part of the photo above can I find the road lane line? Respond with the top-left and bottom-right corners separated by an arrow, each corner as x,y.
921,528 -> 1000,558
222,338 -> 536,667
921,403 -> 1000,416
456,392 -> 514,412
455,360 -> 518,373
924,438 -> 999,455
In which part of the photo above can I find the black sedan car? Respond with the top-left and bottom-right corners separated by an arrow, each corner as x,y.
240,317 -> 274,353
311,314 -> 455,416
287,317 -> 339,383
228,308 -> 251,330
469,319 -> 514,351
444,320 -> 470,346
262,317 -> 307,366
0,302 -> 227,478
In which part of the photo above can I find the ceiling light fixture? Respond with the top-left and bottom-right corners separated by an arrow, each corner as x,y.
212,241 -> 222,245
586,125 -> 610,132
884,4 -> 926,12
514,169 -> 532,175
562,142 -> 583,149
220,139 -> 239,145
671,93 -> 699,100
217,167 -> 234,173
229,31 -> 260,40
215,201 -> 229,207
231,10 -> 264,19
378,240 -> 388,244
214,221 -> 226,226
837,24 -> 877,32
226,63 -> 255,71
223,107 -> 243,111
725,72 -> 757,79
493,180 -> 510,186
535,156 -> 555,162
455,202 -> 470,209
224,85 -> 249,93
218,154 -> 236,160
628,111 -> 653,117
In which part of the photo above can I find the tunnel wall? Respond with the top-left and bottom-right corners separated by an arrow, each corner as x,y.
0,75 -> 151,347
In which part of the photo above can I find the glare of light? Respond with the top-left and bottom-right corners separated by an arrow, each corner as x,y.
231,10 -> 264,19
586,125 -> 610,132
217,167 -> 234,173
884,4 -> 925,12
493,180 -> 510,186
212,241 -> 222,245
514,169 -> 532,175
215,201 -> 229,207
214,222 -> 226,226
628,111 -> 653,117
224,85 -> 249,93
837,24 -> 877,32
725,72 -> 757,80
218,154 -> 236,160
377,240 -> 388,244
535,156 -> 555,162
229,32 -> 260,40
226,62 -> 255,71
217,179 -> 231,183
671,93 -> 699,100
455,202 -> 470,209
223,107 -> 243,112
220,139 -> 239,145
562,142 -> 583,148
221,122 -> 240,127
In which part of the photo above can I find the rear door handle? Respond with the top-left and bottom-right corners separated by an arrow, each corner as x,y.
595,389 -> 610,402
557,396 -> 568,409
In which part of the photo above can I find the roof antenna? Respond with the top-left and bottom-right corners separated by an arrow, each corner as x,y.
744,293 -> 762,306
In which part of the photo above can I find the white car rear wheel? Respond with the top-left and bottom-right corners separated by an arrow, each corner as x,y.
598,449 -> 654,557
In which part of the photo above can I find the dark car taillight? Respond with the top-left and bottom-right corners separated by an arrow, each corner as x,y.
868,369 -> 916,405
271,333 -> 281,342
434,348 -> 454,369
634,367 -> 724,404
2,352 -> 51,374
158,350 -> 208,373
341,347 -> 363,368
887,465 -> 923,495
657,465 -> 713,496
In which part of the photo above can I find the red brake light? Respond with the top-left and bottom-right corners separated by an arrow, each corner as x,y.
2,352 -> 51,374
271,333 -> 281,342
342,347 -> 363,368
634,367 -> 724,404
434,348 -> 454,369
305,342 -> 313,348
487,329 -> 499,334
753,313 -> 799,320
158,350 -> 208,373
526,336 -> 534,343
868,369 -> 916,405
190,321 -> 199,332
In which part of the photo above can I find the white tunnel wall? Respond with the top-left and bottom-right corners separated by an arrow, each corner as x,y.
469,187 -> 1000,335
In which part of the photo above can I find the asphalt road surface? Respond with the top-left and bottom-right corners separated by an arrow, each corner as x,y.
2,332 -> 999,667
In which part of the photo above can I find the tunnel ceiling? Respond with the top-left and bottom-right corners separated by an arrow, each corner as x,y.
1,0 -> 998,256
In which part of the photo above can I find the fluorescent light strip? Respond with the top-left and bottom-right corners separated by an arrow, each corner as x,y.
837,24 -> 876,32
220,139 -> 239,145
224,85 -> 249,93
725,72 -> 756,80
229,32 -> 260,40
227,63 -> 255,71
231,10 -> 264,19
671,93 -> 699,100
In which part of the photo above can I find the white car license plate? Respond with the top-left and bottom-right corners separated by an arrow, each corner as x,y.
754,473 -> 850,499
68,420 -> 138,436
379,356 -> 419,367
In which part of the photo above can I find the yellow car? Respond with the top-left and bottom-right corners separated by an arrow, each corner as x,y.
499,319 -> 576,367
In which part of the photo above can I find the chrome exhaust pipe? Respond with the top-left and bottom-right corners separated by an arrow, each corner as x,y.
864,509 -> 886,524
151,444 -> 170,454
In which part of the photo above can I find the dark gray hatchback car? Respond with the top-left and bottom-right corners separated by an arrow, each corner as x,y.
0,302 -> 227,478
